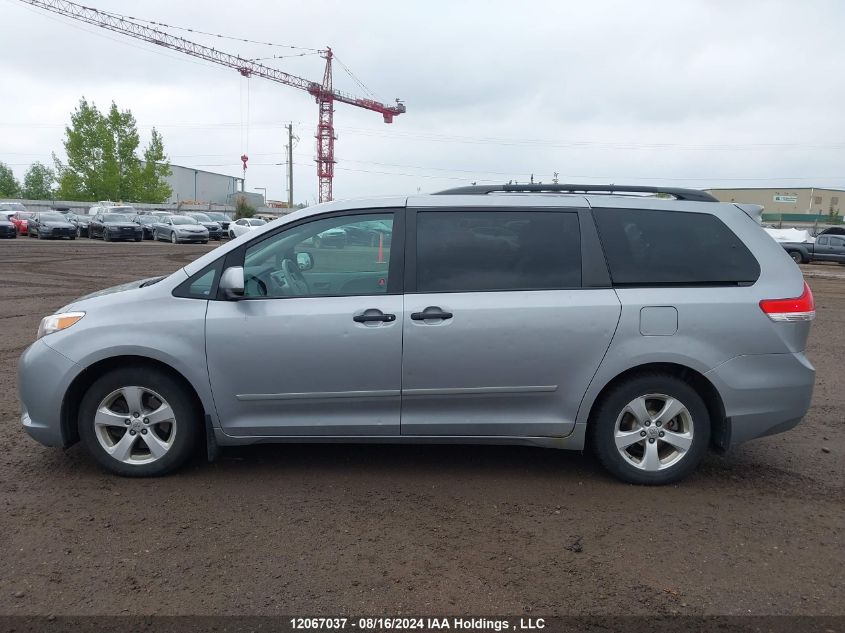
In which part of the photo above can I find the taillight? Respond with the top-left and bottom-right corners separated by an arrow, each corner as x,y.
760,281 -> 815,322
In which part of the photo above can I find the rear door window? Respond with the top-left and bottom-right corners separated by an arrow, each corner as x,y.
592,208 -> 760,286
415,210 -> 581,292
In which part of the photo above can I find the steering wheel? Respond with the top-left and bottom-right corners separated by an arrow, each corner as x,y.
271,258 -> 310,296
245,274 -> 268,297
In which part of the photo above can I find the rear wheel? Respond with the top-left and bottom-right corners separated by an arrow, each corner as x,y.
78,367 -> 200,477
590,373 -> 710,485
788,250 -> 805,264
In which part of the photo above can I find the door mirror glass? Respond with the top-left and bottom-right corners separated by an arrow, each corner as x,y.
219,266 -> 245,299
296,252 -> 314,271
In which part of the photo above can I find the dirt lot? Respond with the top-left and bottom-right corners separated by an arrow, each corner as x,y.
0,238 -> 842,617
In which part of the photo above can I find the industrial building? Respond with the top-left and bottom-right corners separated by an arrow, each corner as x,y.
706,187 -> 845,216
159,163 -> 247,205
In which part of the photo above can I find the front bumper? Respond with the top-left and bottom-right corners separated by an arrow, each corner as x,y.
18,339 -> 81,447
176,232 -> 208,243
705,351 -> 816,445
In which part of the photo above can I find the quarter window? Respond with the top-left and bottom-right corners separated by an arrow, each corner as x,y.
415,210 -> 581,292
592,208 -> 760,285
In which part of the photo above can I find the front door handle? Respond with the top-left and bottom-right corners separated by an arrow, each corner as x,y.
353,311 -> 396,323
411,307 -> 453,321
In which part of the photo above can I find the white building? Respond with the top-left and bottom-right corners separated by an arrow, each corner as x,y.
161,164 -> 245,205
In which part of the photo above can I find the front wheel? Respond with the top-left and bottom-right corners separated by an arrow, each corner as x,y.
103,230 -> 111,242
170,232 -> 177,244
589,373 -> 710,485
77,367 -> 200,477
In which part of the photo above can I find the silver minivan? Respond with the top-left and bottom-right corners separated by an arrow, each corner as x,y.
18,185 -> 816,484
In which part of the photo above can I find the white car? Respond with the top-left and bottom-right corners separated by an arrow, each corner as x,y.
229,218 -> 266,238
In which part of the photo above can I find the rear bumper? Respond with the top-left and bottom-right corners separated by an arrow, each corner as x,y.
705,352 -> 815,445
18,339 -> 80,448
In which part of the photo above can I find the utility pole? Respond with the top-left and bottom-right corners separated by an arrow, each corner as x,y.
286,123 -> 295,209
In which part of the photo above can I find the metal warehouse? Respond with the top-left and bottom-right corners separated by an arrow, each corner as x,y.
160,163 -> 245,205
706,187 -> 845,216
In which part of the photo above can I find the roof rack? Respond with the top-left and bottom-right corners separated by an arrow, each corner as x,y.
433,184 -> 718,203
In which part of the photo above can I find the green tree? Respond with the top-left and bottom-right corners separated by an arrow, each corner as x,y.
55,98 -> 171,203
234,195 -> 256,219
137,128 -> 172,203
21,162 -> 55,199
0,161 -> 20,197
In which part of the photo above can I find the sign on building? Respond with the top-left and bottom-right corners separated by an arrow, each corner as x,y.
773,194 -> 799,203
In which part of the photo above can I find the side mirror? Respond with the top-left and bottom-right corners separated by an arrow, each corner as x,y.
297,252 -> 314,271
219,266 -> 245,300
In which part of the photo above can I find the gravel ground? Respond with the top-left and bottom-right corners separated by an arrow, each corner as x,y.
0,239 -> 842,617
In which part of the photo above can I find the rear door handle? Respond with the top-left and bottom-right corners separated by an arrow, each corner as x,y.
353,311 -> 396,323
411,307 -> 453,321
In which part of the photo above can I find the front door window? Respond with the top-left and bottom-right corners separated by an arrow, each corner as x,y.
242,213 -> 394,298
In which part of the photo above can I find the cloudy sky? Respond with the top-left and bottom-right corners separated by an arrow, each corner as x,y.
2,0 -> 844,204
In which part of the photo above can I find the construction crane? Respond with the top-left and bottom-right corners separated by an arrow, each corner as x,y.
17,0 -> 407,203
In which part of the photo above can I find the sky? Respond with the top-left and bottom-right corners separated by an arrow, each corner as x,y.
1,0 -> 845,205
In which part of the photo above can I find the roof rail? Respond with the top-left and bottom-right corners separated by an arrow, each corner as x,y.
433,184 -> 719,203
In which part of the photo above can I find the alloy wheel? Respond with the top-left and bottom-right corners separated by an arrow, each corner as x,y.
93,386 -> 177,465
613,393 -> 693,471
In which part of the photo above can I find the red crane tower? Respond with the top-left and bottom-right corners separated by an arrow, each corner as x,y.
17,0 -> 407,203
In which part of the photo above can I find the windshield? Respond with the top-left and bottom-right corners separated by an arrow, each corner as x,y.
137,216 -> 157,224
206,212 -> 231,221
249,219 -> 267,226
172,216 -> 198,225
39,213 -> 66,222
111,206 -> 137,214
189,213 -> 212,222
103,214 -> 131,222
0,203 -> 27,213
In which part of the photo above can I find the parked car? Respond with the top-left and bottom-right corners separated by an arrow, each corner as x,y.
131,214 -> 160,240
17,185 -> 817,483
0,215 -> 17,238
88,204 -> 138,217
153,215 -> 209,244
781,235 -> 845,264
9,211 -> 35,235
182,212 -> 223,241
0,202 -> 28,217
204,212 -> 233,234
229,217 -> 266,238
66,213 -> 92,238
88,213 -> 143,241
312,227 -> 347,249
28,212 -> 77,240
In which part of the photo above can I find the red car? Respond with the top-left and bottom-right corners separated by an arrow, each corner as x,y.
5,209 -> 33,235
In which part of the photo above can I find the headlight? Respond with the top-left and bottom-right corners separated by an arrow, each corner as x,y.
37,311 -> 85,339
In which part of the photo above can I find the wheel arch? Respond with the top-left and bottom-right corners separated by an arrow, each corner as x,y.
583,362 -> 729,453
61,355 -> 206,447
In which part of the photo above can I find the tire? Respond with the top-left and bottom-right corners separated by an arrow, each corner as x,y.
87,228 -> 93,239
37,230 -> 44,239
134,237 -> 142,242
77,366 -> 201,477
76,226 -> 82,238
170,232 -> 177,244
229,230 -> 235,239
201,240 -> 208,245
103,230 -> 111,242
70,235 -> 76,241
589,372 -> 710,485
788,250 -> 805,264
